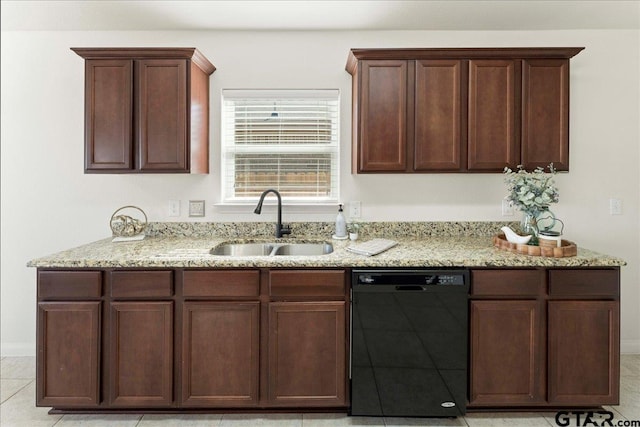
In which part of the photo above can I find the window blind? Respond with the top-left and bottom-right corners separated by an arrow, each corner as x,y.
222,90 -> 339,203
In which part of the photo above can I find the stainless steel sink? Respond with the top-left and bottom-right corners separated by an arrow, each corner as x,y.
210,241 -> 333,256
210,243 -> 275,256
272,243 -> 334,256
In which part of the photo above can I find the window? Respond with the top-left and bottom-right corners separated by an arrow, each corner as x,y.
221,90 -> 339,204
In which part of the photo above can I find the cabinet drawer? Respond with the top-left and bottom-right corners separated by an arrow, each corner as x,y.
183,270 -> 260,298
471,269 -> 543,297
270,270 -> 346,297
38,271 -> 102,299
110,271 -> 173,298
548,269 -> 619,297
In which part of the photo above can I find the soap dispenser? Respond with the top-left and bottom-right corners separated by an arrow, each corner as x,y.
334,204 -> 348,239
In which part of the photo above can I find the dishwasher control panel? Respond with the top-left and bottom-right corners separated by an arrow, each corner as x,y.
354,270 -> 468,287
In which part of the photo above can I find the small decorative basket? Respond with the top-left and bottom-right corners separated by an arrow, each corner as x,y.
110,206 -> 147,238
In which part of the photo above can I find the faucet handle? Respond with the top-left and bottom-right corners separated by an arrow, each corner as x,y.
280,224 -> 292,236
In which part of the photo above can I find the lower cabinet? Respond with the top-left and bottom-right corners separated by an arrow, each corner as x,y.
180,269 -> 261,407
108,270 -> 174,407
469,268 -> 620,408
36,266 -> 618,412
268,301 -> 346,406
181,301 -> 260,407
37,301 -> 101,407
548,300 -> 620,405
36,271 -> 102,407
469,300 -> 544,405
267,270 -> 348,407
108,301 -> 173,407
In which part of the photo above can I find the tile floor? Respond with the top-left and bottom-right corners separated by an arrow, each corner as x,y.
1,355 -> 638,426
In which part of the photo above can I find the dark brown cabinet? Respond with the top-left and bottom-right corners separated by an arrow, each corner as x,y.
469,269 -> 545,406
467,59 -> 519,171
469,268 -> 620,408
108,270 -> 174,407
181,270 -> 261,407
267,270 -> 347,407
547,270 -> 620,405
522,59 -> 571,170
108,301 -> 173,407
37,302 -> 101,407
36,265 -> 618,413
182,302 -> 260,407
356,60 -> 408,172
470,300 -> 544,405
72,48 -> 215,174
36,271 -> 102,407
36,267 -> 347,412
346,48 -> 583,173
268,302 -> 346,406
414,60 -> 463,171
548,301 -> 619,405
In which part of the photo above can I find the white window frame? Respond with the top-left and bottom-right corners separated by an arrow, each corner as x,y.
220,89 -> 340,205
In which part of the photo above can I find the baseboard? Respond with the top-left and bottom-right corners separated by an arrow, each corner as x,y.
621,339 -> 640,354
1,342 -> 36,357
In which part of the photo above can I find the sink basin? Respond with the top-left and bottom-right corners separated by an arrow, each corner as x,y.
210,243 -> 275,256
273,243 -> 333,256
210,241 -> 333,256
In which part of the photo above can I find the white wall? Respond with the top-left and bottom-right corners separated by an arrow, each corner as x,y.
2,29 -> 639,355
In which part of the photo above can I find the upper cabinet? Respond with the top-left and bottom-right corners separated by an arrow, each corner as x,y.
72,48 -> 216,174
346,48 -> 583,173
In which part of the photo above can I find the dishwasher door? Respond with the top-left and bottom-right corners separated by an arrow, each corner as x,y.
350,269 -> 469,417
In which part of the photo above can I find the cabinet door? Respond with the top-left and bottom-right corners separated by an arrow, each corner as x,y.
357,60 -> 407,172
548,300 -> 619,405
469,300 -> 545,406
85,59 -> 133,171
36,302 -> 101,407
268,302 -> 346,407
136,59 -> 188,172
109,301 -> 173,406
414,60 -> 463,171
182,302 -> 260,407
467,60 -> 519,171
521,59 -> 570,170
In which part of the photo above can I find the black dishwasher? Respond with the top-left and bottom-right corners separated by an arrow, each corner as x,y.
350,269 -> 469,417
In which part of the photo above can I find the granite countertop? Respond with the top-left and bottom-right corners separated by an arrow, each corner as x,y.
27,221 -> 626,269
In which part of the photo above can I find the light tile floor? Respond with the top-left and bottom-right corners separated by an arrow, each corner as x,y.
1,355 -> 638,427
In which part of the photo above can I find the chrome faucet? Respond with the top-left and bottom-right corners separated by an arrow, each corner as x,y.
254,189 -> 291,238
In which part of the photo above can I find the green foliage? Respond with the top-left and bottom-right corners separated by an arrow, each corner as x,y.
504,164 -> 559,217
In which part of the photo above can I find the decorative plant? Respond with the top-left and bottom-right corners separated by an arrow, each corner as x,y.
348,222 -> 361,234
503,164 -> 559,218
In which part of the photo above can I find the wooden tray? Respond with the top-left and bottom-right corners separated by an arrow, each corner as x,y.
493,233 -> 577,258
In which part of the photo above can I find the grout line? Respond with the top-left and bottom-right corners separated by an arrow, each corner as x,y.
606,406 -> 629,421
0,378 -> 34,405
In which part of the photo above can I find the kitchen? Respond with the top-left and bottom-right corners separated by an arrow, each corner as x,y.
1,1 -> 639,426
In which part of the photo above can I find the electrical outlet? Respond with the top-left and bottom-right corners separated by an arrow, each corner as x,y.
168,200 -> 180,217
350,201 -> 362,218
609,198 -> 622,215
189,200 -> 205,217
502,199 -> 514,216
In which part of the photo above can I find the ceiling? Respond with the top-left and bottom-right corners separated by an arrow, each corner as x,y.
1,0 -> 639,32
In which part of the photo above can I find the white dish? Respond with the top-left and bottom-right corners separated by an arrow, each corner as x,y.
501,226 -> 533,244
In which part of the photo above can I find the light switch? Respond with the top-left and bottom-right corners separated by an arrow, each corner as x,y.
350,201 -> 361,218
168,200 -> 180,217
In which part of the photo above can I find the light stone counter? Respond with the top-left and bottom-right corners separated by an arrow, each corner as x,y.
27,221 -> 626,269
